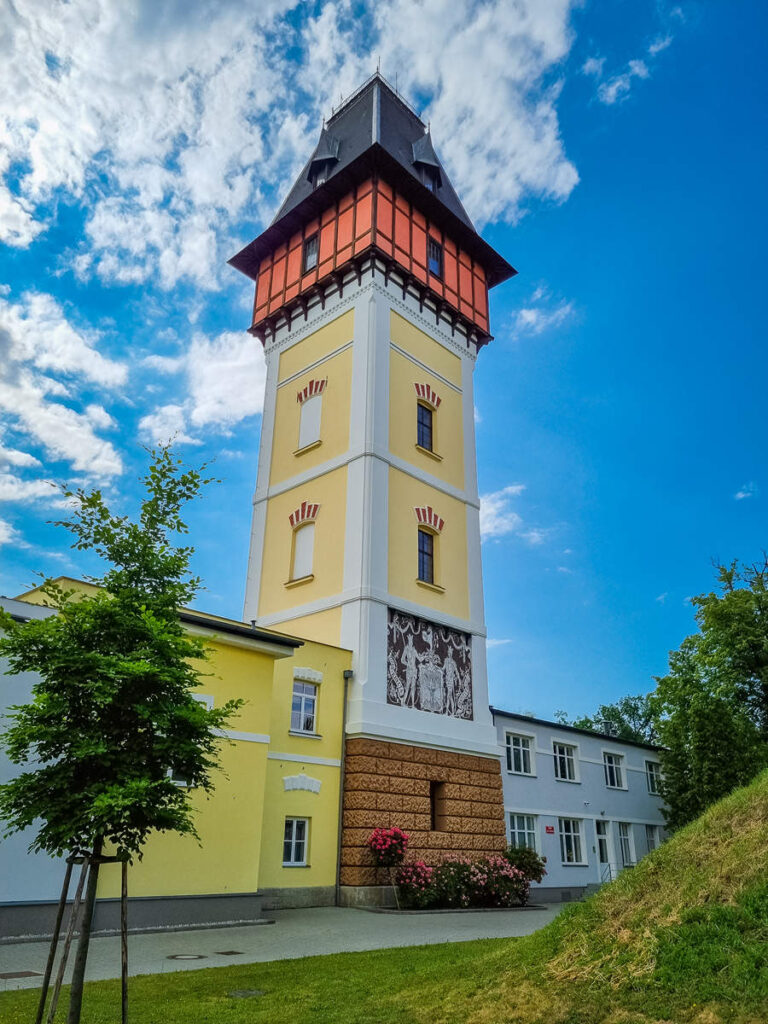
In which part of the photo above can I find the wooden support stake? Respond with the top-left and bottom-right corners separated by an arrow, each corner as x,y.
34,858 -> 75,1024
121,861 -> 128,1024
47,857 -> 89,1024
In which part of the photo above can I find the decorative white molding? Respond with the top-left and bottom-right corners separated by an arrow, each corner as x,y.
289,501 -> 320,528
297,378 -> 327,404
414,382 -> 442,409
414,505 -> 444,532
216,729 -> 271,744
267,751 -> 341,767
293,666 -> 323,684
283,773 -> 322,793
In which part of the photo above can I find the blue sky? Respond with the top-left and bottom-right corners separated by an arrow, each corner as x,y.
1,0 -> 765,720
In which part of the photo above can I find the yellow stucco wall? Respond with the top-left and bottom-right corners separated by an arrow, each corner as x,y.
270,343 -> 353,487
258,638 -> 351,890
387,467 -> 469,620
389,347 -> 464,490
266,607 -> 343,647
390,310 -> 462,386
257,466 -> 348,619
278,309 -> 354,382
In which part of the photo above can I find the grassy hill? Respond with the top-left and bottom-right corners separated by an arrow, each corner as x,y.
2,770 -> 767,1023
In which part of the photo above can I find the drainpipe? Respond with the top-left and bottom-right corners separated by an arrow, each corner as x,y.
335,669 -> 354,906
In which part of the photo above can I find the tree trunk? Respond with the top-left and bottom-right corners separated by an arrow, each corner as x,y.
66,839 -> 102,1024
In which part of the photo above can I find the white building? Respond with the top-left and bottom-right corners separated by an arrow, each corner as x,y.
492,708 -> 667,902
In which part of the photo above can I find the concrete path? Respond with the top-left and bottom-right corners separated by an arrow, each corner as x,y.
0,904 -> 564,992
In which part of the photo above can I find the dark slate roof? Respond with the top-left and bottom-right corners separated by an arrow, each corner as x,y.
230,73 -> 516,288
272,74 -> 473,229
490,707 -> 664,752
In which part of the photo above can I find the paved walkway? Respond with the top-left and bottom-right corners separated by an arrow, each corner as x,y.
0,904 -> 563,992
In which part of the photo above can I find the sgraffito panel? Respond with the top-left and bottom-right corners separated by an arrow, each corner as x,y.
386,608 -> 473,719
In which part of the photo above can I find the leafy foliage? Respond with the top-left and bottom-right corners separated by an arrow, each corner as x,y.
503,844 -> 547,883
653,559 -> 768,830
570,693 -> 658,744
0,446 -> 243,860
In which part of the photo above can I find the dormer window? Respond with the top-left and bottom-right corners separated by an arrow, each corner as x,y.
303,233 -> 319,273
428,237 -> 443,278
422,166 -> 439,192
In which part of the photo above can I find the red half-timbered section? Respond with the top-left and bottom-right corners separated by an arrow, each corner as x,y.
250,176 -> 490,342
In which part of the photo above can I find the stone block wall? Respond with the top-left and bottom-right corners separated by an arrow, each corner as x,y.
340,738 -> 506,886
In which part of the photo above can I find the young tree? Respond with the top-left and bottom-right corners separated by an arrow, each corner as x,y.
570,694 -> 658,744
0,447 -> 243,1024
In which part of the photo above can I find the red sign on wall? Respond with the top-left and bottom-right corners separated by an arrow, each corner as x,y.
545,825 -> 555,834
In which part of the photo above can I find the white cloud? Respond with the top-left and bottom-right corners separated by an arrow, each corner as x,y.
0,445 -> 41,468
0,518 -> 20,546
596,35 -> 672,106
140,330 -> 267,444
511,287 -> 575,337
656,592 -> 668,603
479,484 -> 526,540
0,292 -> 124,482
734,482 -> 757,501
1,0 -> 581,289
648,36 -> 673,56
486,638 -> 513,648
0,473 -> 58,503
582,56 -> 605,77
556,565 -> 573,574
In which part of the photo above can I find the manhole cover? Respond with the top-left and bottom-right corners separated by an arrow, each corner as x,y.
228,990 -> 265,999
0,971 -> 43,980
215,950 -> 244,956
167,954 -> 208,961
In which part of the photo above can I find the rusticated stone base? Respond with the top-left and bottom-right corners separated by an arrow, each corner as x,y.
340,738 -> 505,887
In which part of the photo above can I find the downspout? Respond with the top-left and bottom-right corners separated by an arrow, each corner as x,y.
335,669 -> 354,906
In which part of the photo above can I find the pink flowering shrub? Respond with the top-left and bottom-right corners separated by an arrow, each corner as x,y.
368,826 -> 409,868
395,861 -> 434,908
397,853 -> 530,909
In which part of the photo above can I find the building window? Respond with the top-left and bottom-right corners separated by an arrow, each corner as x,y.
291,681 -> 317,734
429,781 -> 447,831
553,741 -> 577,782
418,527 -> 434,585
646,760 -> 661,795
618,822 -> 634,867
292,522 -> 315,581
558,818 -> 584,864
506,733 -> 534,775
417,402 -> 433,452
603,752 -> 625,789
302,233 -> 319,273
509,813 -> 537,850
283,817 -> 309,866
596,820 -> 610,864
298,393 -> 322,450
422,166 -> 439,192
645,824 -> 660,852
427,236 -> 443,278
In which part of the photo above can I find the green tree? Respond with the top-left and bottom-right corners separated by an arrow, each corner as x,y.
653,560 -> 768,831
0,446 -> 243,1024
571,693 -> 657,744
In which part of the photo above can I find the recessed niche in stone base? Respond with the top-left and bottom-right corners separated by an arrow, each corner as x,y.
386,607 -> 472,720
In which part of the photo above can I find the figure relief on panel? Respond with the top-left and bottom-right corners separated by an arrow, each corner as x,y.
387,608 -> 472,719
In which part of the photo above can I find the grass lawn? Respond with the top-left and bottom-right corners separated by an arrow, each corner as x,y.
3,772 -> 767,1023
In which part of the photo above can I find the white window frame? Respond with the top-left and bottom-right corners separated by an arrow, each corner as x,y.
603,750 -> 626,790
595,819 -> 610,864
618,822 -> 635,867
298,393 -> 322,450
283,817 -> 309,866
645,824 -> 660,852
505,732 -> 535,776
508,812 -> 538,851
291,521 -> 315,581
558,817 -> 586,865
552,740 -> 579,783
646,760 -> 662,795
290,680 -> 318,735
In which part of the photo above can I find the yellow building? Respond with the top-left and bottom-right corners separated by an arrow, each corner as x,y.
7,579 -> 351,930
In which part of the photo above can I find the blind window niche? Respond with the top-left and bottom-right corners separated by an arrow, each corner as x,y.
292,522 -> 315,581
298,393 -> 322,450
